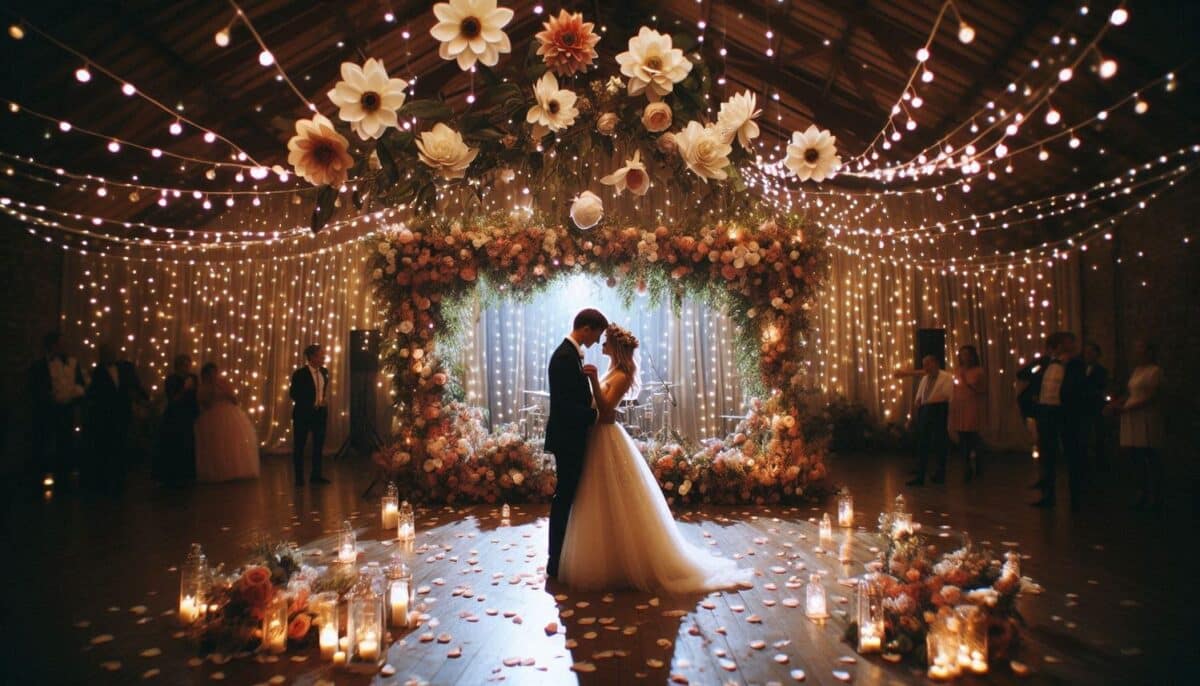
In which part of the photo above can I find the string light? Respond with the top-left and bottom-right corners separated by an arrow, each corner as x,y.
214,27 -> 231,47
1110,7 -> 1129,26
8,24 -> 24,40
74,65 -> 91,82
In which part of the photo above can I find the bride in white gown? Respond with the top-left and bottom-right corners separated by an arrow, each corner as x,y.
559,324 -> 752,593
195,362 -> 260,482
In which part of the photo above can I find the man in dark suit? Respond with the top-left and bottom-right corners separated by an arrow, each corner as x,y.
29,332 -> 85,485
544,308 -> 607,579
84,342 -> 147,492
1032,332 -> 1087,511
289,344 -> 330,487
1081,342 -> 1110,471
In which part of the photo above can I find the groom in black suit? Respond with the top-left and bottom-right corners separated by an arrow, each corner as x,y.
289,344 -> 330,487
544,308 -> 607,579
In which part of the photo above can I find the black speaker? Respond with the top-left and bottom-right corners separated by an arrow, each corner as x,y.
915,328 -> 946,368
349,329 -> 381,372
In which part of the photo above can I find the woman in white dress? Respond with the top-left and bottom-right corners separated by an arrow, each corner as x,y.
559,324 -> 752,593
195,362 -> 260,482
1110,340 -> 1164,510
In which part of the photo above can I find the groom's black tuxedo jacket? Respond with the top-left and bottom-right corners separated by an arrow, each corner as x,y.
544,339 -> 597,457
289,365 -> 330,421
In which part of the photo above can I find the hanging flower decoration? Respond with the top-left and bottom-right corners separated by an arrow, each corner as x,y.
784,125 -> 842,182
326,58 -> 408,141
717,90 -> 762,149
286,113 -> 354,187
600,150 -> 650,196
641,102 -> 673,133
526,72 -> 579,132
616,27 -> 693,100
415,123 -> 478,179
535,9 -> 600,77
430,0 -> 514,70
674,121 -> 732,182
569,191 -> 604,229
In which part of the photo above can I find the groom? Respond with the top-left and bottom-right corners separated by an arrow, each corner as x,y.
544,308 -> 607,579
289,344 -> 330,487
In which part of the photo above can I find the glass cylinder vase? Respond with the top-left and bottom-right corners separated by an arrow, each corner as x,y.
382,482 -> 399,530
926,607 -> 963,681
178,543 -> 207,625
956,604 -> 989,674
805,574 -> 829,619
397,501 -> 415,543
310,591 -> 340,660
837,488 -> 854,527
386,557 -> 413,628
856,575 -> 884,653
262,592 -> 289,654
347,575 -> 384,666
338,520 -> 357,564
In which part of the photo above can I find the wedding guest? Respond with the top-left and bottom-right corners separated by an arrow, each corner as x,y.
949,344 -> 987,481
83,342 -> 148,492
896,355 -> 953,486
1015,341 -> 1052,485
289,344 -> 330,487
1081,342 -> 1110,471
1031,331 -> 1086,511
153,354 -> 199,486
1109,340 -> 1164,510
28,332 -> 85,485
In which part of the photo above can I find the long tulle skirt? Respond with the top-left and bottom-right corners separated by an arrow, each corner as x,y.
195,402 -> 260,482
560,423 -> 752,593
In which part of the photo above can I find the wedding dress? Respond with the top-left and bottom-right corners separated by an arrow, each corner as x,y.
195,377 -> 260,482
560,375 -> 752,593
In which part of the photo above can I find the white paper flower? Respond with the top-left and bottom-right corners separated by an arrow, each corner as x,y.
673,120 -> 732,182
600,150 -> 650,196
430,0 -> 514,70
570,191 -> 604,229
526,72 -> 579,132
616,27 -> 693,100
286,113 -> 354,187
415,122 -> 478,179
641,102 -> 673,133
784,124 -> 841,182
326,58 -> 408,141
716,90 -> 761,149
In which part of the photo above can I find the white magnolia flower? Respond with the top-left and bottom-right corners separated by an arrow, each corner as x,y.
600,150 -> 650,196
570,190 -> 604,229
616,27 -> 693,100
673,120 -> 732,182
525,72 -> 579,132
430,0 -> 514,70
286,113 -> 354,187
326,58 -> 408,141
784,124 -> 841,182
717,90 -> 761,149
415,122 -> 478,179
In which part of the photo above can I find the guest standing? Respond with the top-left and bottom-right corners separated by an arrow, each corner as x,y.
1015,342 -> 1051,477
29,332 -> 85,485
83,342 -> 147,492
949,345 -> 988,481
289,344 -> 330,487
194,362 -> 260,482
1110,340 -> 1164,510
154,354 -> 199,486
1081,342 -> 1110,471
1031,332 -> 1086,511
897,355 -> 954,486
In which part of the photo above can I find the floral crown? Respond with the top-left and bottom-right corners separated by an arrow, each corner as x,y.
605,324 -> 639,350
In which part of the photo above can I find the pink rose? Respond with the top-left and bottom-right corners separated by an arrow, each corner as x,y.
641,102 -> 673,133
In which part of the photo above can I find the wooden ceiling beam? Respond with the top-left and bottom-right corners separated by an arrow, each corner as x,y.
822,0 -> 869,97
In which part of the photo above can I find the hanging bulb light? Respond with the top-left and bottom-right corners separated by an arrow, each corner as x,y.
169,121 -> 183,136
9,24 -> 24,40
1134,99 -> 1149,114
1098,55 -> 1118,79
958,22 -> 975,44
1110,7 -> 1129,26
1058,67 -> 1073,82
107,140 -> 121,153
203,131 -> 216,143
1044,107 -> 1061,125
916,47 -> 930,62
75,66 -> 92,83
258,50 -> 274,66
214,28 -> 231,47
121,83 -> 136,96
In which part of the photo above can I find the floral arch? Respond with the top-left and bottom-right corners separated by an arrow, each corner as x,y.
369,211 -> 831,505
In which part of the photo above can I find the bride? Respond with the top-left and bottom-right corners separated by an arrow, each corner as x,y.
559,324 -> 752,593
195,362 -> 260,482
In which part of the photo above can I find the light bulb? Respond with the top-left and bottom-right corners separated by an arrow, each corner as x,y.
958,22 -> 975,44
59,120 -> 71,132
916,47 -> 930,62
1044,108 -> 1061,125
75,66 -> 92,83
250,166 -> 269,180
384,12 -> 395,22
8,24 -> 24,40
107,140 -> 120,153
1038,149 -> 1049,161
1134,100 -> 1148,114
921,70 -> 934,83
995,143 -> 1008,158
1058,67 -> 1073,82
258,50 -> 274,66
1068,136 -> 1081,149
169,121 -> 183,135
121,83 -> 136,96
1110,8 -> 1128,26
1099,59 -> 1117,79
214,28 -> 230,47
203,131 -> 216,143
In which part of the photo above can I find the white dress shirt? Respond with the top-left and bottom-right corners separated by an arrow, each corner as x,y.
308,364 -> 325,407
565,335 -> 584,359
915,370 -> 953,406
1038,359 -> 1065,406
48,356 -> 85,404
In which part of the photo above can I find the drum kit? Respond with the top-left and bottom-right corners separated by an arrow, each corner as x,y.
516,381 -> 679,441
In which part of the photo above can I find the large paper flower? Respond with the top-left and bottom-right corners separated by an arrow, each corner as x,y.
600,150 -> 650,196
717,90 -> 762,149
416,123 -> 478,179
430,0 -> 514,70
784,125 -> 841,182
286,113 -> 354,187
674,120 -> 732,182
526,72 -> 579,132
570,191 -> 604,229
535,10 -> 600,76
326,58 -> 408,141
616,27 -> 693,100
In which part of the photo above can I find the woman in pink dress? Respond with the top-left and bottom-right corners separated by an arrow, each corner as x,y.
949,345 -> 987,481
194,362 -> 260,482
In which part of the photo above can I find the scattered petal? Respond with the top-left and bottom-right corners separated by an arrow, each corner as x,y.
90,634 -> 114,645
571,661 -> 596,673
790,668 -> 806,681
139,648 -> 162,658
100,661 -> 122,671
832,670 -> 851,681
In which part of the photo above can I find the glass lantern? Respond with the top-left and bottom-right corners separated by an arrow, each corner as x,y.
838,532 -> 854,564
818,513 -> 834,548
178,543 -> 207,625
381,482 -> 399,529
855,575 -> 884,653
310,591 -> 340,661
892,493 -> 913,537
397,501 -> 415,543
262,592 -> 289,653
338,520 -> 357,564
926,607 -> 963,681
956,604 -> 989,674
386,556 -> 413,628
805,574 -> 829,619
347,574 -> 384,666
837,488 -> 854,527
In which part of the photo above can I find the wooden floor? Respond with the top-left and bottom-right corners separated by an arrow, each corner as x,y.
1,448 -> 1192,685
